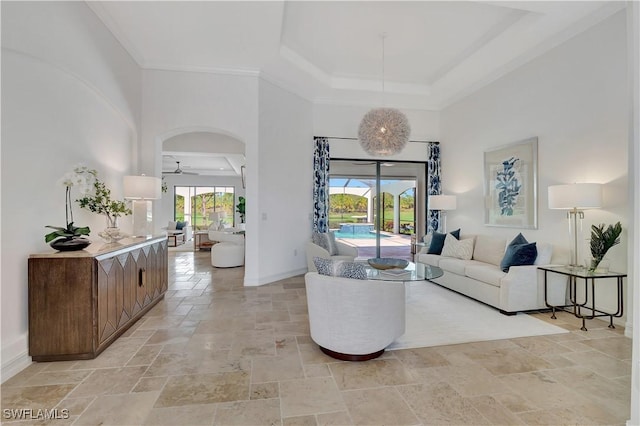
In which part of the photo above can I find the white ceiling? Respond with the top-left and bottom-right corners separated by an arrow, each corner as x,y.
88,0 -> 626,174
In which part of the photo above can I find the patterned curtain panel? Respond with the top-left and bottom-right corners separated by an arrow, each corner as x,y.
427,142 -> 442,234
313,137 -> 330,233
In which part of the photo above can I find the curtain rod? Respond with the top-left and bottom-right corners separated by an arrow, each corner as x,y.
316,136 -> 438,144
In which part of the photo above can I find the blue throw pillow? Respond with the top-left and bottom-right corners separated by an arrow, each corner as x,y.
500,233 -> 538,272
427,229 -> 461,255
176,221 -> 186,230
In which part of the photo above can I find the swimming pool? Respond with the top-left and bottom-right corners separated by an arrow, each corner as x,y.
333,231 -> 389,240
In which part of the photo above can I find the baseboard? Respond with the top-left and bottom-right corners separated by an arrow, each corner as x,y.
244,268 -> 307,286
624,321 -> 633,338
1,336 -> 32,383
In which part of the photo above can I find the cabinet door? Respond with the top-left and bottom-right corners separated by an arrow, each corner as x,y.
143,240 -> 168,301
158,239 -> 168,293
97,253 -> 136,345
135,246 -> 152,307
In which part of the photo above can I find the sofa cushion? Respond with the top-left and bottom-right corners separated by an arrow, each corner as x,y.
312,232 -> 338,255
441,234 -> 474,260
465,264 -> 506,287
326,231 -> 339,255
312,232 -> 328,250
501,234 -> 538,272
438,257 -> 472,276
427,229 -> 461,255
168,221 -> 178,230
416,253 -> 441,267
176,220 -> 187,230
473,235 -> 506,266
313,257 -> 367,280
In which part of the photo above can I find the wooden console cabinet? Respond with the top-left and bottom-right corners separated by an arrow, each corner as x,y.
28,236 -> 168,361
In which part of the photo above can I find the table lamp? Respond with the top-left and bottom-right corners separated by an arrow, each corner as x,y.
548,183 -> 602,269
428,194 -> 457,232
124,175 -> 162,237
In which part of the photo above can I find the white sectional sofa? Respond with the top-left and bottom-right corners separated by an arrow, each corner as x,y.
416,233 -> 568,315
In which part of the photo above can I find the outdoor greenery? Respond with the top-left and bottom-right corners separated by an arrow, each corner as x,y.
328,191 -> 415,234
236,196 -> 246,223
175,191 -> 235,229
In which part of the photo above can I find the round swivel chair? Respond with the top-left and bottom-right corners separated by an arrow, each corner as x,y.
209,230 -> 245,268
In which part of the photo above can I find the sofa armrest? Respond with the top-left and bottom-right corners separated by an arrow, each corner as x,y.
306,242 -> 330,272
500,264 -> 567,312
336,241 -> 358,257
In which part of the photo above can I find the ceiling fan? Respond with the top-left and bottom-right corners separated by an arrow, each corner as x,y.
163,161 -> 198,175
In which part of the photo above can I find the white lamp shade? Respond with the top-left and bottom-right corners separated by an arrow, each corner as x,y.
124,176 -> 161,200
548,183 -> 603,209
429,195 -> 457,211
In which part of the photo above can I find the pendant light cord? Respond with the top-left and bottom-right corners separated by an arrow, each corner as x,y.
381,33 -> 386,106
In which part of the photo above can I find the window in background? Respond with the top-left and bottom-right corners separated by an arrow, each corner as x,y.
174,186 -> 235,230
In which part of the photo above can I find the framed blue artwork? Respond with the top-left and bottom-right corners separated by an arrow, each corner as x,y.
484,137 -> 538,229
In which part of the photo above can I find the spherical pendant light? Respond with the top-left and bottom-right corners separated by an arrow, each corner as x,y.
358,107 -> 411,156
358,34 -> 411,156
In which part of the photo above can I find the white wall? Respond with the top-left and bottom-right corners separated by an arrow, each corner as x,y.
253,79 -> 314,285
627,3 -> 640,424
1,2 -> 141,381
441,11 -> 629,324
140,69 -> 259,280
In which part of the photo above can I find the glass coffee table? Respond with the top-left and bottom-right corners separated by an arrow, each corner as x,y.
364,260 -> 443,282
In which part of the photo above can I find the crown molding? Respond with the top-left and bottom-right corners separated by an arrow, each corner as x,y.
143,63 -> 260,77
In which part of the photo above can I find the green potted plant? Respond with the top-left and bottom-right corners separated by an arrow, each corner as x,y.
236,196 -> 246,228
588,221 -> 622,272
45,165 -> 94,251
77,173 -> 132,242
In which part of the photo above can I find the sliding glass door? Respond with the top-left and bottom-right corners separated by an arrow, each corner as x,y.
329,159 -> 427,260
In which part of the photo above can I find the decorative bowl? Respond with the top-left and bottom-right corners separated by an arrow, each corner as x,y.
50,237 -> 91,252
367,257 -> 409,270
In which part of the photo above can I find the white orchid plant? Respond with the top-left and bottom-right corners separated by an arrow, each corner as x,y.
45,164 -> 97,243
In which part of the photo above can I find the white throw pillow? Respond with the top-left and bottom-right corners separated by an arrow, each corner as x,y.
473,235 -> 507,266
441,234 -> 474,260
168,221 -> 177,230
534,242 -> 553,265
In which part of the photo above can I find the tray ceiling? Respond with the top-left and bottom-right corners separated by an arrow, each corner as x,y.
90,1 -> 624,110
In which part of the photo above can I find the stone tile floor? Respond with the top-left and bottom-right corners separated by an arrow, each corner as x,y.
1,251 -> 632,425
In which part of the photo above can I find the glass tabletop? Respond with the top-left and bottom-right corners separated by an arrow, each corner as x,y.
363,260 -> 444,282
538,265 -> 626,278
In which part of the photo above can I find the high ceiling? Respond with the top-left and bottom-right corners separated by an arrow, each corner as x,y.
87,0 -> 625,174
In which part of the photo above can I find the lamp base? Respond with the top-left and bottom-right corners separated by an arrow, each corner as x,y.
131,200 -> 153,238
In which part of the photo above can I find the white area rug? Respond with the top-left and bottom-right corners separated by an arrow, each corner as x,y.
387,281 -> 568,350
